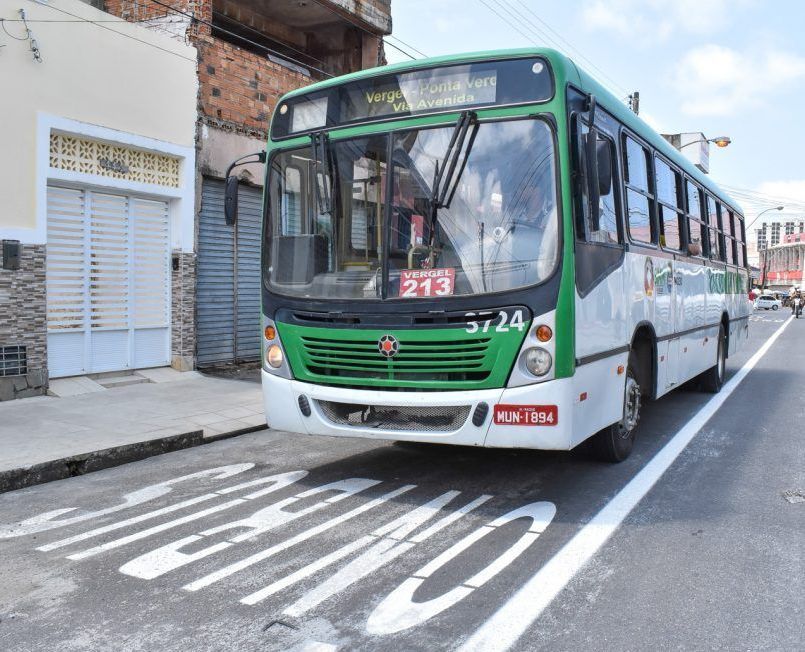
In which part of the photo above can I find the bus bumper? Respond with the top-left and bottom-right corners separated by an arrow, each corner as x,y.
261,370 -> 582,450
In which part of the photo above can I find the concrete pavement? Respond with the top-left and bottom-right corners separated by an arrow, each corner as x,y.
0,311 -> 800,651
0,368 -> 266,492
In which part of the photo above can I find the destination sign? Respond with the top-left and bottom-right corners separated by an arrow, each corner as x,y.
344,66 -> 499,120
272,56 -> 553,139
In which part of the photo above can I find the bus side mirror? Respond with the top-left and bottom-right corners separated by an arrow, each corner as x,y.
225,175 -> 239,225
596,140 -> 612,196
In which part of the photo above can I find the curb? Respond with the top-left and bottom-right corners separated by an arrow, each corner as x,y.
0,430 -> 203,494
0,420 -> 270,494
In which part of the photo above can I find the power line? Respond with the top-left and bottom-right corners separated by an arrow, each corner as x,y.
0,19 -> 30,39
2,18 -> 142,23
721,191 -> 805,211
721,184 -> 805,208
477,0 -> 547,54
144,0 -> 334,76
383,39 -> 419,60
30,2 -> 196,62
484,0 -> 629,98
386,34 -> 428,59
210,9 -> 328,68
506,0 -> 630,97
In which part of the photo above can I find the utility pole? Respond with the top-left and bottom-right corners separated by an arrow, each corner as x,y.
628,91 -> 640,115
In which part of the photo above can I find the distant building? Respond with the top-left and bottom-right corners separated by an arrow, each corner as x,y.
758,233 -> 805,291
747,215 -> 805,266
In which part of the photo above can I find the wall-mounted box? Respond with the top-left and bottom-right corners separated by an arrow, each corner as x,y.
2,240 -> 21,271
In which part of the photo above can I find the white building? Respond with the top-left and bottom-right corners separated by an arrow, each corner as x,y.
0,0 -> 197,399
747,215 -> 805,267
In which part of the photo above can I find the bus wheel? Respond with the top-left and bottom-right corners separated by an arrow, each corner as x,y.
591,364 -> 641,463
698,324 -> 726,393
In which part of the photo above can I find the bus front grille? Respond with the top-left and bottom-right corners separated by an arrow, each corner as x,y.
317,401 -> 471,432
299,335 -> 492,385
276,320 -> 529,391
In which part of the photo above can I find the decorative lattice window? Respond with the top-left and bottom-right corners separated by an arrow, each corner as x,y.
0,346 -> 27,377
49,133 -> 180,188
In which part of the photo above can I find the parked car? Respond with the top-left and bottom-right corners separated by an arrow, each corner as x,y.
754,295 -> 782,310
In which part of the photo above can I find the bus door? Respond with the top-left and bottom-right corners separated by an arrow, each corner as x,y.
654,157 -> 686,390
571,108 -> 626,362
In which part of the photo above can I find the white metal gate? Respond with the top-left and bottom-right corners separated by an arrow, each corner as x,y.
46,186 -> 171,378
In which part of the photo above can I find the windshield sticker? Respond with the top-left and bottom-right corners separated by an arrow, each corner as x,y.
399,268 -> 455,298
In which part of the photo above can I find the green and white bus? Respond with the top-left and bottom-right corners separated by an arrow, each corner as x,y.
226,48 -> 750,462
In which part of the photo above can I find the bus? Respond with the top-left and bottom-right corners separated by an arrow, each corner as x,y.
224,48 -> 751,462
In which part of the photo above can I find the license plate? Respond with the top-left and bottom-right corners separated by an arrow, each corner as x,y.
399,268 -> 455,297
493,404 -> 558,426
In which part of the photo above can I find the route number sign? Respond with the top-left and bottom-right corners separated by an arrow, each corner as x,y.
399,268 -> 455,297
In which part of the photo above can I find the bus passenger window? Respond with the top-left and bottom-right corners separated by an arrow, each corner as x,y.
623,135 -> 654,244
591,135 -> 619,244
725,236 -> 735,264
573,119 -> 619,245
734,211 -> 747,268
655,157 -> 683,250
722,206 -> 735,264
706,196 -> 722,261
686,181 -> 705,256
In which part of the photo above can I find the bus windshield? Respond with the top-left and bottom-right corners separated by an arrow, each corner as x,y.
267,118 -> 558,300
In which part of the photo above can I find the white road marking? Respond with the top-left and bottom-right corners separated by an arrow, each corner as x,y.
240,490 -> 488,607
296,642 -> 338,652
278,494 -> 492,617
0,464 -> 254,538
182,484 -> 416,592
366,501 -> 556,635
68,471 -> 306,561
119,478 -> 380,579
38,473 -> 306,553
460,316 -> 793,652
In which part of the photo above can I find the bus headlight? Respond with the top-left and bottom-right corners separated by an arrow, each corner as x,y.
523,347 -> 552,377
266,344 -> 284,368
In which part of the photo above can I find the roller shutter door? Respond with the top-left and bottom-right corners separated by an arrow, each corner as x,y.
196,177 -> 263,366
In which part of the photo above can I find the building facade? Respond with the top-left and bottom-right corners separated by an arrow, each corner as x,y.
0,0 -> 198,400
1,0 -> 391,400
747,215 -> 805,266
759,233 -> 805,291
105,0 -> 393,369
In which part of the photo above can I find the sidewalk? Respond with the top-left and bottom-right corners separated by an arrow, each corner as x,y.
0,368 -> 266,492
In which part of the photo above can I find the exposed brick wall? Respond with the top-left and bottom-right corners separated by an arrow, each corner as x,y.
195,36 -> 313,137
104,0 -> 392,136
0,244 -> 48,400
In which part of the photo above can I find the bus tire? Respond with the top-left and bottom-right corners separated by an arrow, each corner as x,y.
698,324 -> 726,393
591,359 -> 641,463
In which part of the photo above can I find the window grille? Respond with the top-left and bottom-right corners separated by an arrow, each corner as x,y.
0,346 -> 27,377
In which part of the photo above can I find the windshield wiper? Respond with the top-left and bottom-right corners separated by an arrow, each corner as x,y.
311,131 -> 335,214
429,110 -> 478,238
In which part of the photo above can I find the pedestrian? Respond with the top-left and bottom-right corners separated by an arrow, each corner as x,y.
791,287 -> 803,317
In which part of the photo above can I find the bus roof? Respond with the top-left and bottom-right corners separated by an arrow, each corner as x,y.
278,47 -> 741,215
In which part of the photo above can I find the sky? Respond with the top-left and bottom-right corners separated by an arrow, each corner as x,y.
385,0 -> 805,236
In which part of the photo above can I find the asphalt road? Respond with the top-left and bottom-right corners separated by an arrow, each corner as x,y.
1,310 -> 802,652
